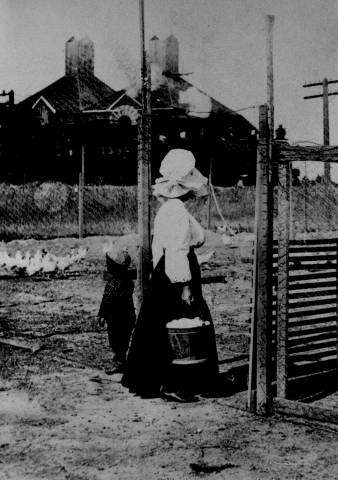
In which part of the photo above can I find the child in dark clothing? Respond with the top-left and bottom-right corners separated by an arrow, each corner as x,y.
98,244 -> 136,374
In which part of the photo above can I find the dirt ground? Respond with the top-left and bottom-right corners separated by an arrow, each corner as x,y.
1,232 -> 338,480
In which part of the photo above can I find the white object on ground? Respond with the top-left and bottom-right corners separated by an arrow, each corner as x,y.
196,250 -> 215,265
221,234 -> 233,246
0,247 -> 88,276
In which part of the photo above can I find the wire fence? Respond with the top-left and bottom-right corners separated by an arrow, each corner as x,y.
273,160 -> 338,240
289,178 -> 338,237
0,182 -> 138,240
0,181 -> 258,241
1,164 -> 337,242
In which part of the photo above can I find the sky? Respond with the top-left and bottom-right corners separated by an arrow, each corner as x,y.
1,0 -> 338,179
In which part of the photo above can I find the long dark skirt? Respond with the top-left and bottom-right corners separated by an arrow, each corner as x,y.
121,249 -> 219,397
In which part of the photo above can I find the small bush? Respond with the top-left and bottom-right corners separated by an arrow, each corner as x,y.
34,182 -> 69,214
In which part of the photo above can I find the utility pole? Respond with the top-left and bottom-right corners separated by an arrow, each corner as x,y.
136,0 -> 152,312
266,15 -> 274,148
303,78 -> 338,182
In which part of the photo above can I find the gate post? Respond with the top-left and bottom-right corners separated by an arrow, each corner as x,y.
276,158 -> 291,398
248,104 -> 274,415
136,0 -> 152,314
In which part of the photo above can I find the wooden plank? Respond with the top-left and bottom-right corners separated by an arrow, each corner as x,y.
289,324 -> 336,334
277,144 -> 338,164
288,291 -> 337,299
274,396 -> 338,425
287,255 -> 337,262
273,264 -> 336,273
276,160 -> 290,398
0,338 -> 41,353
273,246 -> 337,253
273,253 -> 336,261
288,315 -> 337,328
273,291 -> 336,302
288,325 -> 337,338
288,290 -> 337,299
288,281 -> 337,291
288,298 -> 337,309
290,359 -> 337,375
273,256 -> 336,267
272,302 -> 337,313
251,291 -> 335,303
288,349 -> 337,362
289,264 -> 337,271
288,366 -> 338,383
288,272 -> 337,282
288,331 -> 337,346
288,339 -> 337,353
274,250 -> 337,259
272,272 -> 337,285
273,238 -> 338,245
289,372 -> 338,402
273,243 -> 337,250
287,307 -> 337,319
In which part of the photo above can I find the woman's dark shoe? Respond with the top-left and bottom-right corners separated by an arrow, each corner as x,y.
139,391 -> 159,399
105,360 -> 124,375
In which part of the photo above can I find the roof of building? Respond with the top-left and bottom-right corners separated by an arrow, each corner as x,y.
17,70 -> 256,135
149,72 -> 256,134
17,74 -> 125,114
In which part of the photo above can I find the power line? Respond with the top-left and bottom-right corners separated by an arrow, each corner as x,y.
233,104 -> 260,113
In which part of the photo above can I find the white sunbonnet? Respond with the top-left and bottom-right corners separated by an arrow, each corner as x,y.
153,149 -> 208,199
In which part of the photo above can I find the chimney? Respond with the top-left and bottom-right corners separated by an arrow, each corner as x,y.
148,35 -> 164,88
163,35 -> 179,73
65,36 -> 94,77
149,35 -> 161,64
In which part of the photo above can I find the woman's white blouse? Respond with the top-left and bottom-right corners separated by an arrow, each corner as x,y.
152,198 -> 205,283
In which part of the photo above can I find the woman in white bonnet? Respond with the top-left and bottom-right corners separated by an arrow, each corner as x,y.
122,149 -> 218,401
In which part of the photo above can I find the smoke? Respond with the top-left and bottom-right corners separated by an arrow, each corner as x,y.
112,42 -> 141,97
112,42 -> 162,97
179,86 -> 212,118
150,63 -> 163,90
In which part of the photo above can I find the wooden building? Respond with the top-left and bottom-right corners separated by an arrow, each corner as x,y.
4,35 -> 257,185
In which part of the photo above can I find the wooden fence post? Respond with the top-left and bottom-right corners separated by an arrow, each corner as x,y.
136,114 -> 151,314
247,104 -> 274,415
78,145 -> 85,239
136,0 -> 152,314
78,171 -> 84,239
276,160 -> 291,398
